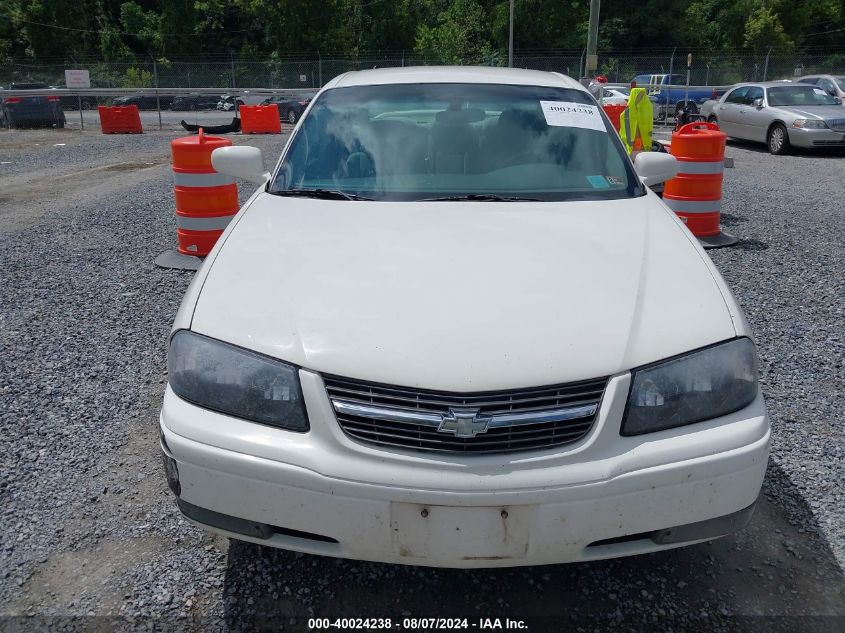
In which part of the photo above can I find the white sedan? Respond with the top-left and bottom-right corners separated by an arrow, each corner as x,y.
159,66 -> 769,568
599,87 -> 630,105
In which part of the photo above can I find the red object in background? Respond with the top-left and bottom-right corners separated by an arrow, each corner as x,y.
170,129 -> 240,257
98,105 -> 143,134
663,122 -> 727,238
239,104 -> 282,134
602,104 -> 626,132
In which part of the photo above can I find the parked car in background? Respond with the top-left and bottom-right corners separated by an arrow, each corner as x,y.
160,66 -> 770,569
797,75 -> 845,102
598,87 -> 630,106
113,94 -> 175,110
0,83 -> 66,128
217,95 -> 243,112
707,81 -> 845,154
171,94 -> 221,111
631,73 -> 721,118
49,86 -> 96,110
262,94 -> 314,123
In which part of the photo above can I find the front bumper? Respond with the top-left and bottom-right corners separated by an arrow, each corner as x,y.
787,127 -> 845,147
160,371 -> 770,568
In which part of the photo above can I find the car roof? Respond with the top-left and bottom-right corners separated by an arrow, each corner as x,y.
729,81 -> 799,88
326,66 -> 586,92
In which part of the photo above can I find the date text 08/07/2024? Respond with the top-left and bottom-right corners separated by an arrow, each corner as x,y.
307,618 -> 528,630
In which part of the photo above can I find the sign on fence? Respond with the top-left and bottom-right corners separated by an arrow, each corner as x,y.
299,74 -> 307,82
64,69 -> 91,89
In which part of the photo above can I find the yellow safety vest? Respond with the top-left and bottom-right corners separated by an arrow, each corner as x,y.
619,88 -> 653,154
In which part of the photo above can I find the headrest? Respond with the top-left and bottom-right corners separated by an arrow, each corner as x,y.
435,108 -> 486,125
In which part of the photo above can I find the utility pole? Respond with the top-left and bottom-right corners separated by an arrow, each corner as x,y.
583,0 -> 600,85
508,0 -> 514,68
152,56 -> 162,131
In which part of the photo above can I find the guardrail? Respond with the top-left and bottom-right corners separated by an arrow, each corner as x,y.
0,87 -> 317,130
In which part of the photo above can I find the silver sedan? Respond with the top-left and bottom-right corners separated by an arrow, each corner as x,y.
707,81 -> 845,154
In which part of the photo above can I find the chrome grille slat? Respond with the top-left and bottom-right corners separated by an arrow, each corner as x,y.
325,374 -> 606,455
340,427 -> 584,448
340,420 -> 591,445
338,415 -> 594,438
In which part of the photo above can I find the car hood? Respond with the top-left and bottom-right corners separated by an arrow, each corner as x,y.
776,105 -> 845,119
191,193 -> 736,391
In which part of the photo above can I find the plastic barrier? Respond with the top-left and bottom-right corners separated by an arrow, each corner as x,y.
98,105 -> 143,134
239,104 -> 282,134
170,129 -> 239,257
602,104 -> 626,132
663,122 -> 736,248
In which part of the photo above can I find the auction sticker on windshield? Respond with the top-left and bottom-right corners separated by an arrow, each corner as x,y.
540,101 -> 606,131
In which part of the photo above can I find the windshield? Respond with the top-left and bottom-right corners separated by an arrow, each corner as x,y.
767,85 -> 839,107
270,83 -> 640,202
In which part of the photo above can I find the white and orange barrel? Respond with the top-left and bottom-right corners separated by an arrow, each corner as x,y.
663,122 -> 726,238
170,129 -> 239,256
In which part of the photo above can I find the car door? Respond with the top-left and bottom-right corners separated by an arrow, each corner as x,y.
714,87 -> 749,137
737,86 -> 767,141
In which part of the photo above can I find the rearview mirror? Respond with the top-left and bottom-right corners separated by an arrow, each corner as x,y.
634,152 -> 679,187
211,146 -> 270,184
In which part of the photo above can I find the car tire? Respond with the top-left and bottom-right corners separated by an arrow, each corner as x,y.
767,123 -> 790,155
676,101 -> 698,115
287,109 -> 298,124
57,117 -> 65,129
707,115 -> 718,124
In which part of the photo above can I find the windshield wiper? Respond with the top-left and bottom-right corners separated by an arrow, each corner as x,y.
274,188 -> 374,201
420,194 -> 542,202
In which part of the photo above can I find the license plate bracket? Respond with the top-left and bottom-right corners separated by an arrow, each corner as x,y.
390,503 -> 534,561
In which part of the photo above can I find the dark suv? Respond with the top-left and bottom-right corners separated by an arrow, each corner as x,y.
1,83 -> 66,128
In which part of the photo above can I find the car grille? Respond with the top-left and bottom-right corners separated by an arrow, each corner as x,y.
827,118 -> 845,132
324,374 -> 607,454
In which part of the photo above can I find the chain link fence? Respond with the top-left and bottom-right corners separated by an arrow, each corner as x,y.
2,49 -> 843,90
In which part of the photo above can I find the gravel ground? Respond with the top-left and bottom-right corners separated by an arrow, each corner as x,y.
1,128 -> 843,632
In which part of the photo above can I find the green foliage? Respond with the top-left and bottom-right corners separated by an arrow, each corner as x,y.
122,66 -> 153,87
0,0 -> 841,66
743,5 -> 792,51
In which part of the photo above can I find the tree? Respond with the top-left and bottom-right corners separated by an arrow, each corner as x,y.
743,5 -> 793,51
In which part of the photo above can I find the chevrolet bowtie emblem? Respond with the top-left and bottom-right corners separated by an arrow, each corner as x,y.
437,407 -> 492,438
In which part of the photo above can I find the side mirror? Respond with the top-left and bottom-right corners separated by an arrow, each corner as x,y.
753,97 -> 764,108
211,146 -> 270,184
834,97 -> 842,105
634,152 -> 679,187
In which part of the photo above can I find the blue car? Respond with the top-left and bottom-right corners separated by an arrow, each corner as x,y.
0,83 -> 66,129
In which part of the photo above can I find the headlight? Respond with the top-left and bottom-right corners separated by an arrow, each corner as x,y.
168,330 -> 309,431
792,119 -> 828,129
621,338 -> 758,436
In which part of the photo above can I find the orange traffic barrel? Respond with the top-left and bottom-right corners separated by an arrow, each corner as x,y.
663,122 -> 737,248
602,104 -> 626,132
240,104 -> 282,134
98,105 -> 143,134
170,129 -> 239,257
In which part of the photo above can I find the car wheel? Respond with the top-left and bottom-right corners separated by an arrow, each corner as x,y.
767,123 -> 790,155
676,101 -> 698,115
288,109 -> 298,124
57,117 -> 65,129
